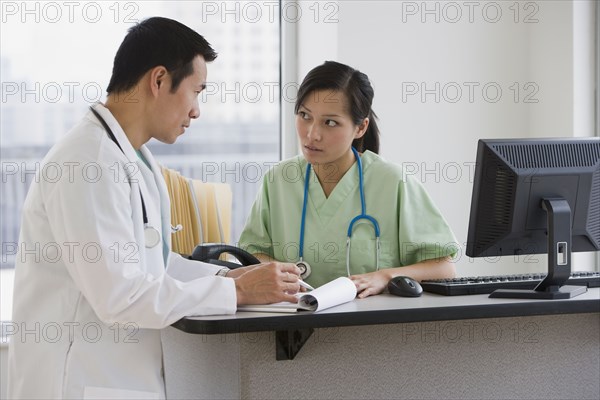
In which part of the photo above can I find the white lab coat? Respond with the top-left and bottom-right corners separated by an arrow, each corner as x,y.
7,103 -> 237,399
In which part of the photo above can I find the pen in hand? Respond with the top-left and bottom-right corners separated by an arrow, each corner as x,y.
298,280 -> 315,291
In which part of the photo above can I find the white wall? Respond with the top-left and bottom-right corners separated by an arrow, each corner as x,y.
0,343 -> 7,400
295,0 -> 597,276
572,0 -> 597,270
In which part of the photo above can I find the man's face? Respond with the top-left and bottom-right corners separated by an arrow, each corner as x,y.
152,55 -> 207,144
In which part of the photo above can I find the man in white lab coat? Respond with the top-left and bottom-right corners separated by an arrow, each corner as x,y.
7,17 -> 302,399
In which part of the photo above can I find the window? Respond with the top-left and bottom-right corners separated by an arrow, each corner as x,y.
0,1 -> 281,319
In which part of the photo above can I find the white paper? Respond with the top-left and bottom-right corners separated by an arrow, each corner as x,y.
237,277 -> 357,313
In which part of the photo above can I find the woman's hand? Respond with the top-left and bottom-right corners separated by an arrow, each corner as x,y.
349,270 -> 393,299
349,257 -> 456,299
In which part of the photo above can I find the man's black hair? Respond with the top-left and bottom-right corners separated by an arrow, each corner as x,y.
106,17 -> 217,94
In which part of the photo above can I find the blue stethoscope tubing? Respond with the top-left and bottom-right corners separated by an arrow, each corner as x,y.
299,147 -> 381,278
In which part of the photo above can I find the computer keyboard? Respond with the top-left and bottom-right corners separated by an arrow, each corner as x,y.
421,271 -> 600,296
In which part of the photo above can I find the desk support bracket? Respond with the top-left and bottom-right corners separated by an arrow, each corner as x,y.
275,328 -> 314,360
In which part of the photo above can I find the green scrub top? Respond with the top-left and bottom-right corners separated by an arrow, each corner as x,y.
238,151 -> 458,288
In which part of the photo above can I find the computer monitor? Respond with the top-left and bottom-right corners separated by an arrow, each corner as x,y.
466,137 -> 600,299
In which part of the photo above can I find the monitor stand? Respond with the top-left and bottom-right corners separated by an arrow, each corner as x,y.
490,198 -> 588,300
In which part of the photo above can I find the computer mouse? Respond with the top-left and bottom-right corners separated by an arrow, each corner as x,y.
387,276 -> 423,297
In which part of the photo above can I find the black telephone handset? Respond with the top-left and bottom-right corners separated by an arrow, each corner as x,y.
188,243 -> 260,269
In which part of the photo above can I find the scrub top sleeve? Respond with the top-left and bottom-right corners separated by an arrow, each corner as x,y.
238,178 -> 275,257
398,176 -> 459,266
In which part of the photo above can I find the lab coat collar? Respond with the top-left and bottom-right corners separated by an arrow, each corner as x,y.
89,102 -> 139,165
89,102 -> 172,261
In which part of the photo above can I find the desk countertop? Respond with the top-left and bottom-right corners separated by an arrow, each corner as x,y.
173,287 -> 600,334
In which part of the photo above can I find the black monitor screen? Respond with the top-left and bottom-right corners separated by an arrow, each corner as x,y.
467,138 -> 600,257
466,137 -> 600,299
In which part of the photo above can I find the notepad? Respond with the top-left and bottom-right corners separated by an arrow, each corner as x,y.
237,277 -> 357,313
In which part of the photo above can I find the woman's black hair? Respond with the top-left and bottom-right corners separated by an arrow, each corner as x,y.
106,17 -> 217,94
294,61 -> 380,154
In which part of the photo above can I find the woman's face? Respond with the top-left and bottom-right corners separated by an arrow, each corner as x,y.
296,90 -> 368,168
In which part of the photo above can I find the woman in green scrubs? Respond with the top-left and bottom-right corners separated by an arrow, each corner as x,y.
239,61 -> 458,298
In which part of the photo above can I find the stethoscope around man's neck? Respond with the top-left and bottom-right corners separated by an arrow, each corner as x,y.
297,147 -> 381,279
89,106 -> 162,249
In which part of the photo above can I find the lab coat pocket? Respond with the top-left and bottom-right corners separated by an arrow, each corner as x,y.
83,386 -> 160,400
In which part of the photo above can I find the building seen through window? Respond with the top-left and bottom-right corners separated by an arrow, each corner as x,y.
1,1 -> 281,270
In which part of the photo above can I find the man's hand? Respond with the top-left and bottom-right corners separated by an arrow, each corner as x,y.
233,262 -> 302,305
224,265 -> 257,278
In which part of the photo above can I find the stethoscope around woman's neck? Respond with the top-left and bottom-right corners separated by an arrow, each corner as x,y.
297,147 -> 381,279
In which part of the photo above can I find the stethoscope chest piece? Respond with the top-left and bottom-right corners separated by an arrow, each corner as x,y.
296,260 -> 312,280
144,226 -> 161,249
